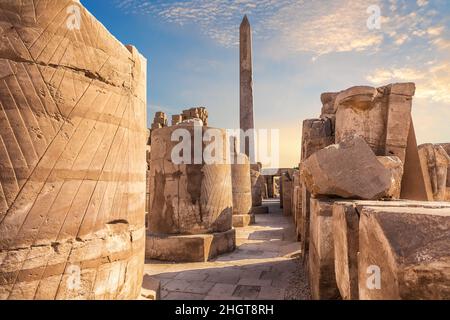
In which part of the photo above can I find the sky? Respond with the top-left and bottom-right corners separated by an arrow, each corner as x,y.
82,0 -> 450,168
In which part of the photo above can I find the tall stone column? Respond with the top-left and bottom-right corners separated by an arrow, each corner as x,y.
0,1 -> 147,300
231,154 -> 255,227
240,15 -> 255,163
146,123 -> 236,262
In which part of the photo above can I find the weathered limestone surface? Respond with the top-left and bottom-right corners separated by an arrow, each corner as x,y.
334,83 -> 415,163
419,144 -> 450,201
301,137 -> 394,200
359,206 -> 450,300
0,1 -> 147,300
309,198 -> 341,300
146,124 -> 235,262
231,154 -> 254,227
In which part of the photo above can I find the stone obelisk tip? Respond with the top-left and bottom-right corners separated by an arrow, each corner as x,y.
241,15 -> 249,27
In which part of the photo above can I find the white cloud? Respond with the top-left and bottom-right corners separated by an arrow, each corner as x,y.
367,63 -> 450,104
115,0 -> 448,59
417,0 -> 429,7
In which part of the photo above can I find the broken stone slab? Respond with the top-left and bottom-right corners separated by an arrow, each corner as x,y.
301,136 -> 393,200
359,205 -> 450,300
309,198 -> 341,300
146,229 -> 236,263
400,121 -> 434,201
251,206 -> 269,214
333,200 -> 450,300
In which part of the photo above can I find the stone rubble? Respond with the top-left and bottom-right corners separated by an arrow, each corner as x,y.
294,82 -> 450,300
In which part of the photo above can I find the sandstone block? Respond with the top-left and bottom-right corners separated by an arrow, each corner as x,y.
146,229 -> 236,263
301,136 -> 393,200
359,205 -> 450,300
333,200 -> 450,301
334,83 -> 415,163
309,198 -> 341,300
332,201 -> 360,300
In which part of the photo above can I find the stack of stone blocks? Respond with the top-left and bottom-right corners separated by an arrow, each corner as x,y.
295,83 -> 450,300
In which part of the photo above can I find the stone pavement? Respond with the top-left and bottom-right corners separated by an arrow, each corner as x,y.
143,199 -> 310,300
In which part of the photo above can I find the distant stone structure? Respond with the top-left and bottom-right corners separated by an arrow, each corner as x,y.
0,1 -> 147,300
151,112 -> 168,129
146,122 -> 236,262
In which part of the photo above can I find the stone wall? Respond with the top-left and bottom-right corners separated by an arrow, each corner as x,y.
296,82 -> 450,300
0,1 -> 147,299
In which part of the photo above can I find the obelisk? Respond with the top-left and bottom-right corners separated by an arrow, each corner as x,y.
240,15 -> 256,163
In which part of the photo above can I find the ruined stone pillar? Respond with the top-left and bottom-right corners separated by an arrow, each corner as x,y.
250,170 -> 269,214
240,15 -> 255,163
0,1 -> 147,299
266,176 -> 274,198
231,154 -> 255,227
281,173 -> 293,216
146,123 -> 236,262
418,144 -> 450,201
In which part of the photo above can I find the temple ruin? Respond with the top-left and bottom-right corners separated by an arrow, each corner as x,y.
0,2 -> 448,301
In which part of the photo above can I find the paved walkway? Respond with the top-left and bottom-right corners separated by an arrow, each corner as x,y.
143,200 -> 310,300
